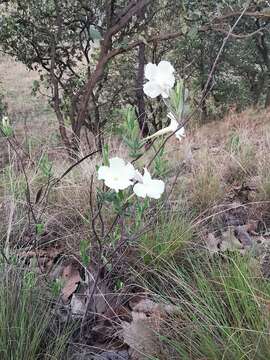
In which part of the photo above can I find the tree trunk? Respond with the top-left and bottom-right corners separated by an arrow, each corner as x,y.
136,42 -> 149,137
265,78 -> 270,108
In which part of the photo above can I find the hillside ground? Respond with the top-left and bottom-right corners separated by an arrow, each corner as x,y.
1,55 -> 270,359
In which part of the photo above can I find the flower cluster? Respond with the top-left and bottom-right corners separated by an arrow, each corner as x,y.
97,60 -> 187,203
98,157 -> 165,200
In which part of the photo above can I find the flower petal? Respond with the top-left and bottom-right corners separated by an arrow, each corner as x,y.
104,177 -> 119,192
109,157 -> 126,170
134,169 -> 143,183
157,61 -> 175,75
146,180 -> 165,199
98,165 -> 110,180
133,183 -> 147,198
160,90 -> 170,98
166,73 -> 175,88
143,168 -> 152,183
144,63 -> 157,80
168,119 -> 179,132
125,162 -> 136,179
105,177 -> 132,192
143,81 -> 161,98
175,127 -> 185,140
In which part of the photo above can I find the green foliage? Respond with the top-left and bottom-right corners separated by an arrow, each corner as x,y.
0,266 -> 69,359
79,239 -> 91,267
2,165 -> 27,199
153,143 -> 169,177
169,79 -> 188,121
140,212 -> 194,264
38,153 -> 53,179
35,223 -> 45,236
50,278 -> 64,298
102,143 -> 110,166
146,253 -> 270,360
120,106 -> 143,158
134,198 -> 149,230
0,86 -> 7,118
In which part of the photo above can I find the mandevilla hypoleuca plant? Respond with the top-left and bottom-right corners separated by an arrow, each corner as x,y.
98,158 -> 165,200
97,60 -> 188,202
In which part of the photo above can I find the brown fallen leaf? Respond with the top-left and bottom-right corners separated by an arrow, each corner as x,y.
61,264 -> 82,302
18,245 -> 64,275
122,312 -> 161,360
131,298 -> 179,316
121,298 -> 180,359
234,226 -> 253,247
242,220 -> 258,234
18,245 -> 64,263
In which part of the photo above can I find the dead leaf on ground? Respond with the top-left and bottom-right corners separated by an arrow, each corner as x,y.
18,245 -> 64,274
242,220 -> 258,234
61,263 -> 82,302
131,298 -> 179,316
122,313 -> 161,360
234,226 -> 253,247
121,298 -> 180,359
18,244 -> 64,259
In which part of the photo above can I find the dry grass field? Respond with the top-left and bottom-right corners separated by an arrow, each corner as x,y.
1,55 -> 270,359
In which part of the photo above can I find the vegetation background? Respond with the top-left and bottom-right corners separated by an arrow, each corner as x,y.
0,1 -> 270,359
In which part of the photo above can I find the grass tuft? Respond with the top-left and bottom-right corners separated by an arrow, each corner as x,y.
0,264 -> 70,359
143,252 -> 270,360
140,212 -> 195,265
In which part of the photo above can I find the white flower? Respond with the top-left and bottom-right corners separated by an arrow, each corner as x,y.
144,112 -> 185,141
98,157 -> 135,192
143,61 -> 175,99
133,168 -> 165,199
167,112 -> 186,141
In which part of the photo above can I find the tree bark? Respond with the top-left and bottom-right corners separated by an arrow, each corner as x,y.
136,42 -> 149,137
76,0 -> 151,140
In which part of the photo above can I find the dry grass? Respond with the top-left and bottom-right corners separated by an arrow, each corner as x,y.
1,54 -> 270,256
2,54 -> 270,360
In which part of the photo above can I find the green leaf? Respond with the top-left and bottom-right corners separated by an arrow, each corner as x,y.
79,239 -> 91,267
35,223 -> 45,236
102,143 -> 109,166
89,26 -> 102,40
188,26 -> 198,40
51,279 -> 64,297
119,37 -> 129,49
